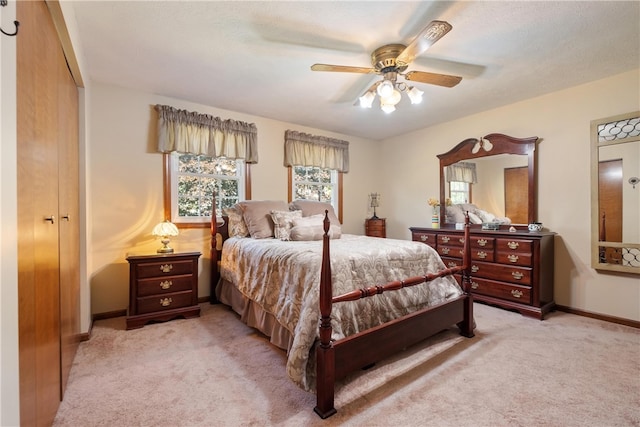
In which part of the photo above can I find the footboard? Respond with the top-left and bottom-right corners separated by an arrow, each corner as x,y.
315,213 -> 473,419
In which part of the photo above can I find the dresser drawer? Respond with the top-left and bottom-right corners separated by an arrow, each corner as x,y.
136,290 -> 194,314
469,277 -> 532,304
438,234 -> 465,246
495,251 -> 532,266
135,259 -> 195,279
413,231 -> 437,248
496,238 -> 533,253
472,236 -> 495,250
136,275 -> 194,297
470,261 -> 532,285
442,256 -> 463,269
438,245 -> 464,258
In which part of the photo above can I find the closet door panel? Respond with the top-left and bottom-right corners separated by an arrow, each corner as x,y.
58,39 -> 81,396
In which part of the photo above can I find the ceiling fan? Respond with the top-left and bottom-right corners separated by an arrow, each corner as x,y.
310,20 -> 462,113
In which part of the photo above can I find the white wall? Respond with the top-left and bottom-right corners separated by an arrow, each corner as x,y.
380,69 -> 640,321
87,83 -> 382,314
0,1 -> 20,424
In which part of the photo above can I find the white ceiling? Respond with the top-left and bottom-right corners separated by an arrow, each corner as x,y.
69,1 -> 640,141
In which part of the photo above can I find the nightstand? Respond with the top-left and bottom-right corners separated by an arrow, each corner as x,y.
365,218 -> 386,238
126,252 -> 201,330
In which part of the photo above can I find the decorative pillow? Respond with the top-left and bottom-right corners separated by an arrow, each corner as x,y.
270,210 -> 302,241
468,211 -> 483,224
290,214 -> 341,241
474,208 -> 496,223
239,200 -> 289,239
223,204 -> 249,238
289,199 -> 341,226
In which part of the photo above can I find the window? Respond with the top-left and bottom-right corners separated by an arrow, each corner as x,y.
449,181 -> 471,204
166,152 -> 246,226
289,166 -> 342,220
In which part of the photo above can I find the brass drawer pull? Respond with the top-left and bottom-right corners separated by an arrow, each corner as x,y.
160,264 -> 173,273
160,280 -> 172,290
511,290 -> 523,298
471,265 -> 479,273
420,235 -> 428,241
508,254 -> 519,263
512,271 -> 524,280
160,297 -> 173,307
441,247 -> 450,254
458,238 -> 465,244
441,236 -> 450,243
477,251 -> 487,259
471,281 -> 479,289
447,261 -> 458,268
507,241 -> 519,250
477,239 -> 487,247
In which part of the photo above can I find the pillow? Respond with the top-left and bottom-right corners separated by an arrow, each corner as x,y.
446,205 -> 466,224
468,211 -> 483,224
474,208 -> 496,223
289,200 -> 341,226
239,200 -> 289,239
290,214 -> 341,241
223,204 -> 249,238
270,210 -> 302,241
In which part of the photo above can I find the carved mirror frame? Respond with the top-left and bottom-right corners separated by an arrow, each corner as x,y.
437,133 -> 538,227
590,111 -> 640,274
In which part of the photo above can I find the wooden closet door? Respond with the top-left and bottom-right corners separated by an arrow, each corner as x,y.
16,1 -> 78,424
505,166 -> 529,224
58,34 -> 81,396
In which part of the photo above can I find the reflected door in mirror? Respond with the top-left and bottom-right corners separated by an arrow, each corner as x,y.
505,166 -> 528,224
598,159 -> 623,264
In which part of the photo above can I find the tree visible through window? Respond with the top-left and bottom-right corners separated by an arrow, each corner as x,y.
169,152 -> 244,224
291,166 -> 338,209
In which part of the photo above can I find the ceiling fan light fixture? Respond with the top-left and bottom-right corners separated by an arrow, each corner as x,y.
380,97 -> 396,114
358,91 -> 375,108
407,86 -> 424,104
382,89 -> 402,106
377,79 -> 394,98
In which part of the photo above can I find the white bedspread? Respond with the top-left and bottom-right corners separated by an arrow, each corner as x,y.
219,234 -> 463,391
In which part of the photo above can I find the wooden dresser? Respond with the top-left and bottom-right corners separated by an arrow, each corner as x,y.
126,252 -> 201,329
410,227 -> 555,319
365,218 -> 386,238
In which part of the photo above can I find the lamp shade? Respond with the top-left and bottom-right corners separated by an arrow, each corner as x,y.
152,221 -> 179,237
152,220 -> 179,253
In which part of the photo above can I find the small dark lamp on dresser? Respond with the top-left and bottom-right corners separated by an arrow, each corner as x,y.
126,252 -> 201,329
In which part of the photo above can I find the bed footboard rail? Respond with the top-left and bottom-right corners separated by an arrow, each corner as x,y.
315,213 -> 473,419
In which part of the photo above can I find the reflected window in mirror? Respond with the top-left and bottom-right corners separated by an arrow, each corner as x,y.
449,181 -> 471,204
590,111 -> 640,274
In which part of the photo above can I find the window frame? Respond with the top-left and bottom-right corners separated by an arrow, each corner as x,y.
163,153 -> 252,228
448,181 -> 472,204
287,166 -> 343,223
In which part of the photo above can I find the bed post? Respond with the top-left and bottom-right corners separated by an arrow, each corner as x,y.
458,215 -> 475,338
314,211 -> 337,419
210,193 -> 220,304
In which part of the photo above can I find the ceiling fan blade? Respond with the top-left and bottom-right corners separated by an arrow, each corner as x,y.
404,71 -> 462,88
311,64 -> 377,74
395,20 -> 453,67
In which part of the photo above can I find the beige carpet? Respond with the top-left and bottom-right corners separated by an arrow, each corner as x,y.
53,302 -> 640,427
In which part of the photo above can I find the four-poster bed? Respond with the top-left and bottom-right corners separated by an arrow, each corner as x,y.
210,199 -> 474,418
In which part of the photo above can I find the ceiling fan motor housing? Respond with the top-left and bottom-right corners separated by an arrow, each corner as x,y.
371,44 -> 408,73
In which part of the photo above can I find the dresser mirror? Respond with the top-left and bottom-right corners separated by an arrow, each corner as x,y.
590,111 -> 640,274
437,133 -> 538,227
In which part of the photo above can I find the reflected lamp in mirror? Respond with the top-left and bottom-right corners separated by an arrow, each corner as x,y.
369,193 -> 380,219
152,220 -> 179,253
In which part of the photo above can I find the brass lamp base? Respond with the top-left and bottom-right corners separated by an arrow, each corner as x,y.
157,238 -> 174,253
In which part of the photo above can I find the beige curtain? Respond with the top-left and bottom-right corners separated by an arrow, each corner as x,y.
283,130 -> 349,173
155,104 -> 258,163
446,162 -> 477,183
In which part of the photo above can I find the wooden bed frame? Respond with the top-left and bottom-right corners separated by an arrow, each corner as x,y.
210,206 -> 474,419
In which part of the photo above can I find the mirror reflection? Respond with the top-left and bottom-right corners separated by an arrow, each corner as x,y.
591,111 -> 640,274
445,154 -> 529,224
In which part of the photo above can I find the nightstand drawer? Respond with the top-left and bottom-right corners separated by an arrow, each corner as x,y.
136,275 -> 194,297
136,290 -> 194,314
135,259 -> 195,279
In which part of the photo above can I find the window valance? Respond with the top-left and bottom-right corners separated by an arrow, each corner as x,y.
283,130 -> 349,173
155,104 -> 258,163
446,162 -> 477,183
